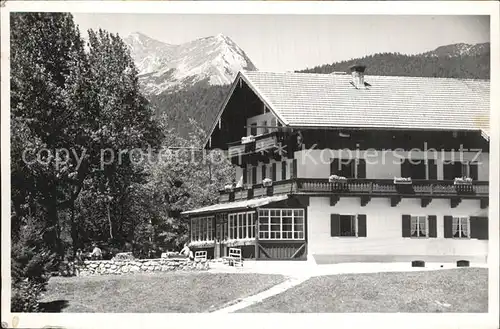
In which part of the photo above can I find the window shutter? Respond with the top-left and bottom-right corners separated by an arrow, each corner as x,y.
242,167 -> 247,185
330,158 -> 340,175
330,214 -> 340,237
402,214 -> 411,237
261,164 -> 267,181
357,214 -> 367,237
470,216 -> 488,240
428,159 -> 437,180
401,159 -> 411,178
469,162 -> 478,180
443,216 -> 453,238
271,163 -> 276,181
428,215 -> 437,238
281,160 -> 287,180
252,166 -> 257,185
292,159 -> 298,178
357,159 -> 366,179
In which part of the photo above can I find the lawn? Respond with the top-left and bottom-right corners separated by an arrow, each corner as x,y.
38,272 -> 285,313
237,268 -> 488,313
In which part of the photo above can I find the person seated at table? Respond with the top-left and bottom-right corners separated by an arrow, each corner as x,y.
90,243 -> 103,260
75,249 -> 84,264
180,243 -> 194,261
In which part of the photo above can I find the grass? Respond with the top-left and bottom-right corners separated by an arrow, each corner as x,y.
38,272 -> 285,313
237,268 -> 488,313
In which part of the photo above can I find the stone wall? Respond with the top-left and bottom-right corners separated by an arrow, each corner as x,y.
76,258 -> 209,276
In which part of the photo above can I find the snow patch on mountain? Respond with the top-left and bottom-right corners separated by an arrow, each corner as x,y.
422,42 -> 490,58
124,32 -> 257,95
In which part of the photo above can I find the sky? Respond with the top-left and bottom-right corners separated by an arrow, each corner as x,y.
72,14 -> 490,72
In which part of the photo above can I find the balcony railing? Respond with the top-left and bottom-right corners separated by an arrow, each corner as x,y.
294,178 -> 489,197
227,132 -> 285,158
219,178 -> 489,203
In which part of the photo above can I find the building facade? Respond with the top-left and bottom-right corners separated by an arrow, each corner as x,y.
181,66 -> 490,264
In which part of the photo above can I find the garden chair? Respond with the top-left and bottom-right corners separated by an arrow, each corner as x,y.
223,248 -> 243,267
194,250 -> 207,262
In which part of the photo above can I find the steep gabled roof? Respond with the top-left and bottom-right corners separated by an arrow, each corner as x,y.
205,71 -> 490,147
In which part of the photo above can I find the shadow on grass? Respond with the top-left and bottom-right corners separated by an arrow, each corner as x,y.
39,299 -> 70,313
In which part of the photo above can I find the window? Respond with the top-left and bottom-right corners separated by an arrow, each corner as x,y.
250,123 -> 257,136
191,216 -> 214,241
228,211 -> 255,239
340,215 -> 356,236
443,161 -> 478,180
281,161 -> 287,180
403,215 -> 436,238
258,209 -> 305,240
215,213 -> 228,240
400,159 -> 437,180
290,159 -> 297,179
261,164 -> 268,181
445,216 -> 487,239
331,158 -> 366,178
452,217 -> 470,238
410,216 -> 428,238
262,121 -> 269,134
270,118 -> 277,132
331,159 -> 355,178
330,214 -> 367,237
246,167 -> 252,185
409,160 -> 426,179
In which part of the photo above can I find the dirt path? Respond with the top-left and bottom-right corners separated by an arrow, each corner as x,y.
210,275 -> 310,313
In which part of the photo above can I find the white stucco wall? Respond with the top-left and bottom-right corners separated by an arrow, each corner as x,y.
234,159 -> 295,185
295,148 -> 489,181
307,196 -> 488,262
246,112 -> 277,136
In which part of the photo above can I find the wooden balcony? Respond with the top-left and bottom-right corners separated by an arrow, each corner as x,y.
219,178 -> 489,208
227,132 -> 288,163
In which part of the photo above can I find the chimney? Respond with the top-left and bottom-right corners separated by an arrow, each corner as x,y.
349,64 -> 366,89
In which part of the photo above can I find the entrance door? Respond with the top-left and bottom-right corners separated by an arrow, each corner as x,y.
215,219 -> 227,259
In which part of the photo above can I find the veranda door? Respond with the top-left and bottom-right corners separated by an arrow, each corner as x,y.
215,214 -> 228,259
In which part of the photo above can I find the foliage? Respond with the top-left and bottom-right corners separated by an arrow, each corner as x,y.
10,12 -> 88,255
10,12 -> 163,260
297,49 -> 490,79
11,12 -> 234,274
150,82 -> 231,138
11,217 -> 57,312
134,123 -> 235,252
11,280 -> 47,312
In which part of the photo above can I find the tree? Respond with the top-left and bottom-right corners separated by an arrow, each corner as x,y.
11,14 -> 163,259
141,121 -> 234,252
11,12 -> 88,257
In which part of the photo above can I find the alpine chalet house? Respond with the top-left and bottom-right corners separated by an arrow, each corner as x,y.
181,65 -> 490,264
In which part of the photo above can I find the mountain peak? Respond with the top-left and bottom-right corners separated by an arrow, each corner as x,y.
125,32 -> 257,95
422,42 -> 490,57
129,31 -> 148,38
126,31 -> 153,43
215,33 -> 231,42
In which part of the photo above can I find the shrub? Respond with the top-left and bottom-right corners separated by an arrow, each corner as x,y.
11,280 -> 46,312
11,217 -> 56,312
112,252 -> 135,261
58,260 -> 77,277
